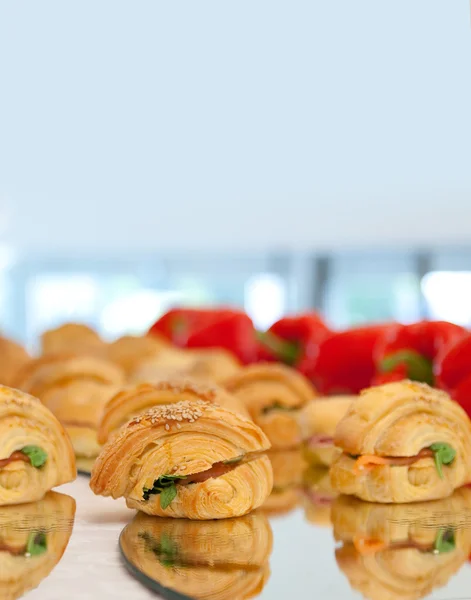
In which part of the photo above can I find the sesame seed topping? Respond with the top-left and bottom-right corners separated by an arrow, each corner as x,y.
128,399 -> 211,428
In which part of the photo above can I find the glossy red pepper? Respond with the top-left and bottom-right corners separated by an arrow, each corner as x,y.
148,308 -> 235,347
257,314 -> 331,378
374,321 -> 466,386
311,325 -> 392,395
185,311 -> 258,364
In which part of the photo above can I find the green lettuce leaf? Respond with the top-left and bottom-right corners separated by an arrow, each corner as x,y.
21,446 -> 47,468
429,443 -> 456,479
142,474 -> 187,508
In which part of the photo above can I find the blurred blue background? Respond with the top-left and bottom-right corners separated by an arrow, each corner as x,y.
1,1 -> 470,345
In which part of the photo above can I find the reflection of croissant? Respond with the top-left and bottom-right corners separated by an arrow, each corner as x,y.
120,511 -> 272,600
91,400 -> 273,519
0,387 -> 76,505
332,489 -> 471,600
18,356 -> 124,461
330,381 -> 471,503
225,363 -> 317,450
130,347 -> 241,385
97,379 -> 249,444
262,450 -> 305,515
41,323 -> 104,356
0,491 -> 75,600
302,467 -> 337,527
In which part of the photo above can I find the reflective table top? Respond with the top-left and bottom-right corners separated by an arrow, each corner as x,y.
5,466 -> 471,599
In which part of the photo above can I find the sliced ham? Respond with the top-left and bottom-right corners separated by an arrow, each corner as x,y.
183,461 -> 238,485
0,452 -> 30,469
353,449 -> 434,475
307,435 -> 334,449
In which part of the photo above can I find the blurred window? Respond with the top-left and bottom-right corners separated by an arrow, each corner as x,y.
422,271 -> 471,326
323,254 -> 421,328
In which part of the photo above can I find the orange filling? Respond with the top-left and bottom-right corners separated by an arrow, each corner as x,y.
352,448 -> 434,475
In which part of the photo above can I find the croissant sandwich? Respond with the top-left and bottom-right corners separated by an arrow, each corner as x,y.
18,356 -> 124,462
120,511 -> 272,600
91,400 -> 273,519
224,363 -> 317,450
40,323 -> 104,356
330,381 -> 471,503
0,387 -> 76,505
129,347 -> 241,385
0,491 -> 75,600
97,379 -> 250,445
332,490 -> 471,600
0,337 -> 30,388
300,395 -> 354,467
106,334 -> 169,375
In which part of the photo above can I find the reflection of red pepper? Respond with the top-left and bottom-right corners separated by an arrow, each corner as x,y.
148,308 -> 235,347
311,325 -> 392,395
257,314 -> 331,378
374,321 -> 466,386
186,311 -> 258,364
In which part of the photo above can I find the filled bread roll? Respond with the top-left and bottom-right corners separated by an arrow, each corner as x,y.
224,363 -> 317,450
0,491 -> 75,600
106,334 -> 169,375
332,489 -> 471,600
130,347 -> 241,385
18,356 -> 124,461
91,400 -> 273,519
0,387 -> 76,505
12,353 -> 77,392
0,337 -> 30,388
302,467 -> 337,527
330,381 -> 471,503
41,323 -> 104,356
120,511 -> 272,600
97,379 -> 249,445
300,395 -> 355,467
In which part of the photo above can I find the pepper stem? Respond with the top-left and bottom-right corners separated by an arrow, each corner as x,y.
257,331 -> 300,366
380,350 -> 434,386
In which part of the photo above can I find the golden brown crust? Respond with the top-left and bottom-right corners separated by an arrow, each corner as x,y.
331,381 -> 471,503
0,491 -> 75,600
97,379 -> 249,444
12,353 -> 77,392
0,386 -> 76,505
18,355 -> 124,400
91,400 -> 272,519
129,347 -> 241,385
0,337 -> 30,388
224,363 -> 317,450
120,511 -> 272,600
41,323 -> 104,356
106,334 -> 169,374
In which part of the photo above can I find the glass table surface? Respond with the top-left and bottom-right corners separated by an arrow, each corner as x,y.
5,470 -> 471,600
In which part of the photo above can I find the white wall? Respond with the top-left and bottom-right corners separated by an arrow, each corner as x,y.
1,1 -> 470,254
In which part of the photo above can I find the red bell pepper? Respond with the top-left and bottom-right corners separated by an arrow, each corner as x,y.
435,333 -> 471,418
148,308 -> 234,347
256,314 -> 331,378
185,311 -> 258,364
311,324 -> 392,395
374,321 -> 466,386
